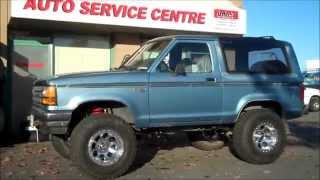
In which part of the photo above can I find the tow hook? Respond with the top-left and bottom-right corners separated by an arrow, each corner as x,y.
26,114 -> 39,142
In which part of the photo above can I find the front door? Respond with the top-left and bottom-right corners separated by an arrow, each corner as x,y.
148,40 -> 222,127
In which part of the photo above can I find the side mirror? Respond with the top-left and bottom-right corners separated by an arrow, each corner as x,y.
120,54 -> 131,67
175,62 -> 186,76
123,54 -> 131,62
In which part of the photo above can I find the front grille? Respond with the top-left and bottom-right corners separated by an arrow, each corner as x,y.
32,86 -> 44,105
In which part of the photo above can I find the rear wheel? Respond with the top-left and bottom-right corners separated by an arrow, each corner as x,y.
231,109 -> 286,164
187,131 -> 224,151
309,96 -> 320,112
70,114 -> 137,180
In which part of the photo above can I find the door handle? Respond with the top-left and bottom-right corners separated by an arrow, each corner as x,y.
206,77 -> 216,82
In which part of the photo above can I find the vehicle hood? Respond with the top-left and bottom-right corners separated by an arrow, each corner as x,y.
34,71 -> 148,87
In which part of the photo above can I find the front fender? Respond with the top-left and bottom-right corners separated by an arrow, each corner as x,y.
67,93 -> 136,113
53,87 -> 149,127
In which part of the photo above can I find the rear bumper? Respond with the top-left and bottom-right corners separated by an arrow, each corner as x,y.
32,106 -> 72,135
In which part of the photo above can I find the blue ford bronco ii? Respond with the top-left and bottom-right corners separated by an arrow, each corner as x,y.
32,35 -> 304,179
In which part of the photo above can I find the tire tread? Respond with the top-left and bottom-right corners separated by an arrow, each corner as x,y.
231,109 -> 286,164
70,114 -> 137,180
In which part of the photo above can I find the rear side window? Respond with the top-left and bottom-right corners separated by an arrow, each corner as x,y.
221,38 -> 290,74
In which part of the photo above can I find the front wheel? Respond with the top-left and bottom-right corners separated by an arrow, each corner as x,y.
51,135 -> 70,159
231,109 -> 286,164
70,114 -> 137,180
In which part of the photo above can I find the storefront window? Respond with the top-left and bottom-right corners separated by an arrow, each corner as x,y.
54,35 -> 110,75
12,37 -> 53,79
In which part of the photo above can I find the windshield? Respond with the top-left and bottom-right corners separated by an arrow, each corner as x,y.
121,40 -> 170,71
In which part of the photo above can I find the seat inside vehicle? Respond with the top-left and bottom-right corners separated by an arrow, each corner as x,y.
250,60 -> 288,74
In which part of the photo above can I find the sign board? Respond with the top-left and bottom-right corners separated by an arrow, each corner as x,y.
11,0 -> 246,34
306,60 -> 320,71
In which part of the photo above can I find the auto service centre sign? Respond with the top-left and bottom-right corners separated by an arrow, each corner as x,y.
11,0 -> 246,34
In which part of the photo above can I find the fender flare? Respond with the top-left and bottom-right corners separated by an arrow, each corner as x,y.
71,97 -> 138,124
234,99 -> 283,122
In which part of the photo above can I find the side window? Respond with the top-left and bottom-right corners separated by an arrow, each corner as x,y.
248,48 -> 288,74
221,39 -> 290,74
156,42 -> 212,73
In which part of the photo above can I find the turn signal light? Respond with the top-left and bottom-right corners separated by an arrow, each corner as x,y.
41,86 -> 57,106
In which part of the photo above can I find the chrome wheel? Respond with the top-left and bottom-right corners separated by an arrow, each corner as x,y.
252,122 -> 278,153
88,129 -> 124,166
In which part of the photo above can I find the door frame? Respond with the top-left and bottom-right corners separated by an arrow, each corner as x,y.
147,38 -> 223,126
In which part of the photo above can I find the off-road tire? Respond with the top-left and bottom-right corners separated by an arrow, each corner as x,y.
187,132 -> 224,151
51,135 -> 70,159
70,114 -> 137,180
231,109 -> 286,164
309,96 -> 320,112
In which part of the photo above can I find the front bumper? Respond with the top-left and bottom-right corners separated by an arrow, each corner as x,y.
32,106 -> 72,135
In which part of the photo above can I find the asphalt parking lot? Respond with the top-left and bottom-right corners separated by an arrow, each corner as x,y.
1,112 -> 319,180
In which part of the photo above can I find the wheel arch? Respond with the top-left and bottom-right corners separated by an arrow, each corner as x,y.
235,100 -> 283,122
67,99 -> 136,135
310,95 -> 320,100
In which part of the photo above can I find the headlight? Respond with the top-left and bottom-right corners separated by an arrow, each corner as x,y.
41,86 -> 57,106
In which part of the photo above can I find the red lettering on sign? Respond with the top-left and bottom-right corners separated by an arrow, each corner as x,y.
137,7 -> 147,20
24,0 -> 36,10
100,3 -> 111,16
112,4 -> 122,17
169,11 -> 178,23
90,2 -> 101,15
78,2 -> 148,20
38,0 -> 50,11
80,1 -> 90,15
120,5 -> 128,18
151,9 -> 206,24
151,8 -> 161,21
53,0 -> 63,12
127,6 -> 138,18
180,11 -> 188,23
22,1 -> 207,25
112,5 -> 123,17
161,9 -> 170,21
188,12 -> 197,23
24,0 -> 75,12
198,13 -> 206,24
62,0 -> 75,13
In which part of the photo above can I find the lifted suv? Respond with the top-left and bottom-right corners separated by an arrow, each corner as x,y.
32,35 -> 304,179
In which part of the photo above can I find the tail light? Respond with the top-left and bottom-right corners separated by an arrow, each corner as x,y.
91,107 -> 104,115
300,84 -> 305,102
